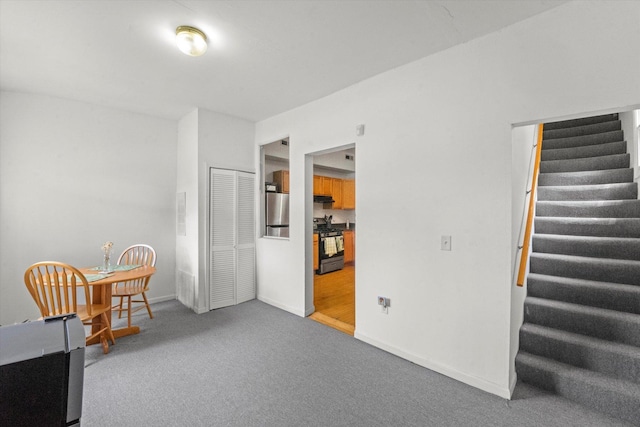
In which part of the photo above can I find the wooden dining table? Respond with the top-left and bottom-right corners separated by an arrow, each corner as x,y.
81,265 -> 156,346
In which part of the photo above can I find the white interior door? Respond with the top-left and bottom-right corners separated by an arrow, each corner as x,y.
236,171 -> 256,304
210,169 -> 237,310
209,168 -> 255,310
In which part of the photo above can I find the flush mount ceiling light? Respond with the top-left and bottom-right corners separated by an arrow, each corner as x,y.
175,26 -> 208,57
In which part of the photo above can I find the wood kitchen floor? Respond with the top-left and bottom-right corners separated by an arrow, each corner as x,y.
310,263 -> 355,336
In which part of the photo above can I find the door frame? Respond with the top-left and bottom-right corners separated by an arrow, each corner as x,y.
304,143 -> 356,318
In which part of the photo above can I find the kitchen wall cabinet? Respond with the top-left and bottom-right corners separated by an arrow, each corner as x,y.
272,170 -> 289,193
313,233 -> 319,270
342,179 -> 355,210
322,176 -> 332,195
313,174 -> 355,210
331,178 -> 343,209
209,168 -> 256,310
313,175 -> 324,195
343,230 -> 355,263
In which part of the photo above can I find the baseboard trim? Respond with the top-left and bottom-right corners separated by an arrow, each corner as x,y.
148,295 -> 176,305
509,371 -> 518,397
304,305 -> 315,317
257,295 -> 306,317
355,331 -> 511,399
149,295 -> 211,314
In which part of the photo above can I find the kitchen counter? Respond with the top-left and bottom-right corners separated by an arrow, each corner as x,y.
331,223 -> 355,231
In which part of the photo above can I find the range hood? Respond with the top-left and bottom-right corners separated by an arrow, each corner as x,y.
313,195 -> 334,204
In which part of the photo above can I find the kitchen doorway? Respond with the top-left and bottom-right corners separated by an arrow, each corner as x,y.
306,144 -> 356,335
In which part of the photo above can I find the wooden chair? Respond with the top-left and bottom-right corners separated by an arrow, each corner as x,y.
24,261 -> 116,354
112,244 -> 156,328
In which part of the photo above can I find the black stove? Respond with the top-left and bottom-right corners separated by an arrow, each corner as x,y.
314,219 -> 345,274
316,227 -> 343,237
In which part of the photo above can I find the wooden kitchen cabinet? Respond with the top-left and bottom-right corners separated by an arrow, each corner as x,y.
272,170 -> 289,193
313,175 -> 333,196
342,179 -> 355,210
343,230 -> 354,263
322,176 -> 332,195
313,174 -> 354,210
331,178 -> 343,209
313,175 -> 323,195
313,233 -> 319,270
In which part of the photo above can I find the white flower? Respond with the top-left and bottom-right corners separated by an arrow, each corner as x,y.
102,241 -> 113,253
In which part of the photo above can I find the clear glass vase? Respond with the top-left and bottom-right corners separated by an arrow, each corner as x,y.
101,251 -> 112,273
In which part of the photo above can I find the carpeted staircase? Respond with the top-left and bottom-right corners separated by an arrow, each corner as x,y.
515,113 -> 640,425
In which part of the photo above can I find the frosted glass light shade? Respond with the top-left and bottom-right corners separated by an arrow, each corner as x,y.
176,26 -> 207,56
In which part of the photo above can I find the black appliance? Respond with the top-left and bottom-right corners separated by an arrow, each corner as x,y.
0,314 -> 85,426
313,195 -> 334,204
315,216 -> 345,274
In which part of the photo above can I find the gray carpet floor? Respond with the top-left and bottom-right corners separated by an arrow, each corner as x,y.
82,300 -> 632,426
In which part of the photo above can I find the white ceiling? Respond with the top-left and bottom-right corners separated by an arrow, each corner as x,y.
0,0 -> 568,122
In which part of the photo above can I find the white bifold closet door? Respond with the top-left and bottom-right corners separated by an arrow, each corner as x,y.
209,168 -> 255,310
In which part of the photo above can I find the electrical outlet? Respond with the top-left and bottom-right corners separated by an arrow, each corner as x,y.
377,296 -> 390,308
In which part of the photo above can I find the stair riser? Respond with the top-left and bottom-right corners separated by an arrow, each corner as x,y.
541,130 -> 623,150
538,168 -> 634,186
532,235 -> 640,261
541,140 -> 626,161
540,153 -> 629,173
537,183 -> 637,201
530,254 -> 640,286
536,200 -> 640,218
543,113 -> 618,131
519,327 -> 640,383
543,120 -> 621,140
516,354 -> 640,425
527,275 -> 640,314
534,218 -> 640,238
524,299 -> 640,346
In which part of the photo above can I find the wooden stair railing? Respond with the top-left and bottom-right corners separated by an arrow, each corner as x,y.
517,123 -> 544,286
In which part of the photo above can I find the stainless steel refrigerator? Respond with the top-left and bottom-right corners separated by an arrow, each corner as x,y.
266,192 -> 289,237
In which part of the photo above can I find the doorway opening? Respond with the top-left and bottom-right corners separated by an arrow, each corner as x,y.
306,144 -> 356,335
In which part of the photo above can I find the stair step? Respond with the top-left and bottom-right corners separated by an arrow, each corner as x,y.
532,235 -> 640,261
519,323 -> 640,383
541,130 -> 624,150
543,113 -> 619,131
515,352 -> 640,425
540,153 -> 629,173
541,140 -> 626,162
543,120 -> 621,140
527,273 -> 640,315
538,168 -> 634,186
524,296 -> 640,346
529,253 -> 640,286
535,199 -> 640,218
534,217 -> 640,237
537,182 -> 638,201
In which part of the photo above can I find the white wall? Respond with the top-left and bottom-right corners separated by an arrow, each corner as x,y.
0,91 -> 177,325
255,1 -> 640,398
509,124 -> 537,393
175,108 -> 255,314
176,110 -> 199,310
620,109 -> 640,186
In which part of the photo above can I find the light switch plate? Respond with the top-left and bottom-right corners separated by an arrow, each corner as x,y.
441,235 -> 451,251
